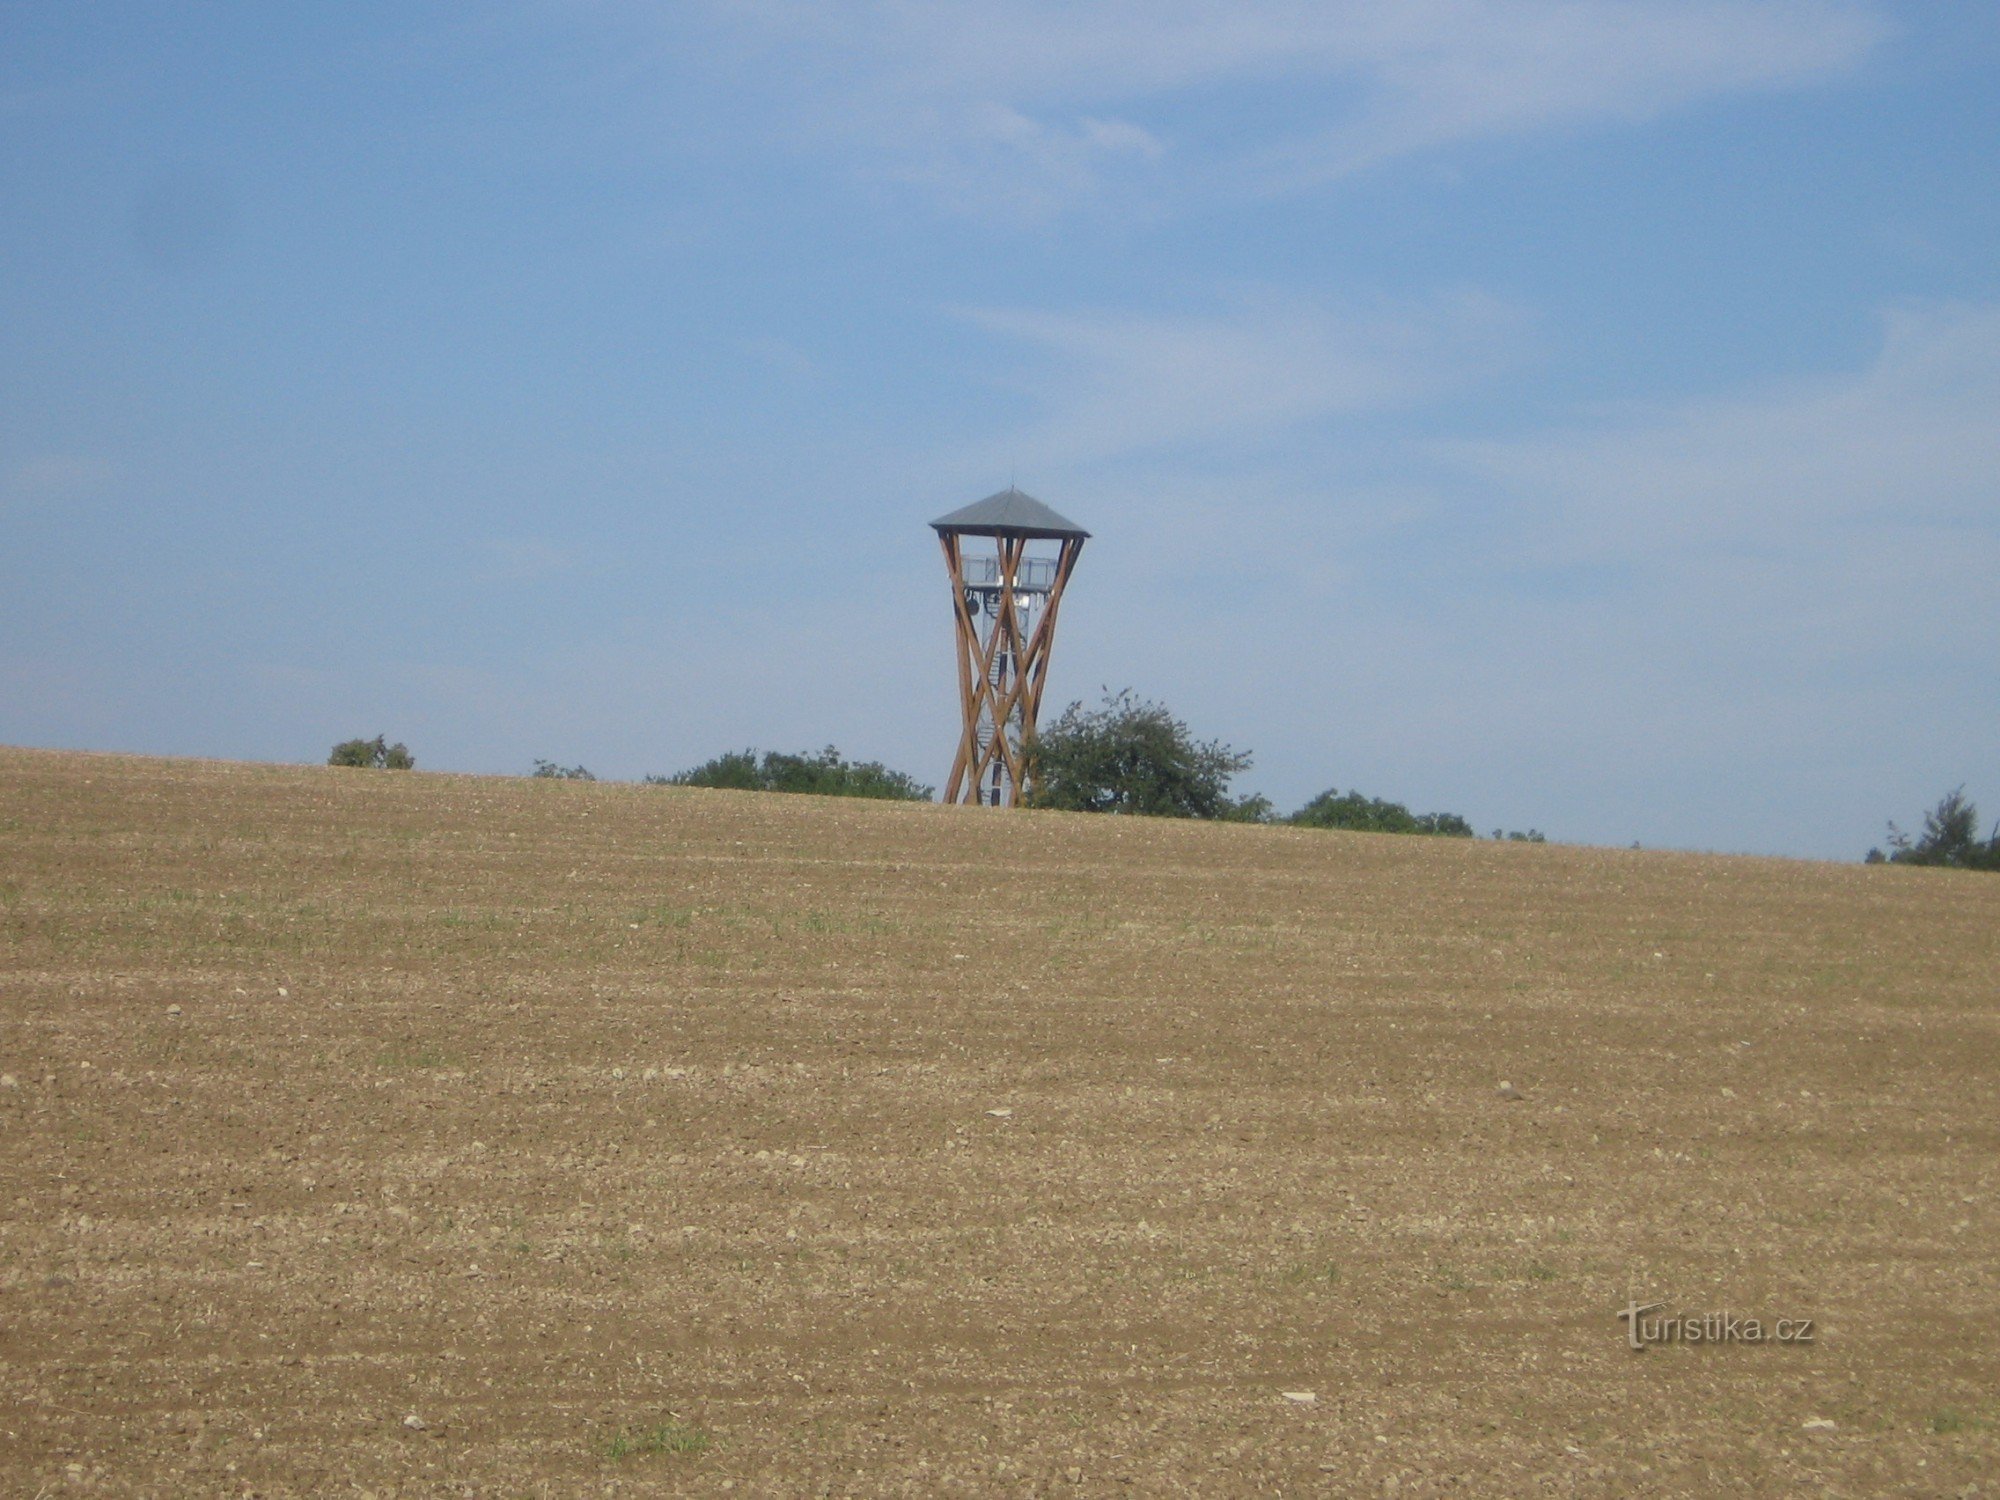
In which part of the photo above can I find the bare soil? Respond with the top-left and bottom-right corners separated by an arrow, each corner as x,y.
1,746 -> 1996,1496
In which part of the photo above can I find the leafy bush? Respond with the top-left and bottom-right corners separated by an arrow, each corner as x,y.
531,760 -> 597,781
656,746 -> 932,802
1291,789 -> 1473,837
1026,690 -> 1252,818
329,736 -> 414,770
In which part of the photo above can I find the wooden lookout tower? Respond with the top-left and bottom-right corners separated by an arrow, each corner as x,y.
932,487 -> 1089,807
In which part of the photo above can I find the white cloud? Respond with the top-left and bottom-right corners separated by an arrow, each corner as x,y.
1351,299 -> 1999,848
685,0 -> 1888,213
1248,0 -> 1892,185
1455,300 -> 2000,571
954,287 -> 1527,463
895,102 -> 1168,219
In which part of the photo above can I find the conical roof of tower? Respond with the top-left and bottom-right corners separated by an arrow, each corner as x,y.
930,486 -> 1090,540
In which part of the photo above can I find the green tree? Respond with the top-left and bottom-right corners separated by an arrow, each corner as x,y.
328,735 -> 413,770
651,750 -> 760,791
1875,788 -> 2000,870
1220,791 -> 1277,824
531,760 -> 596,781
1025,690 -> 1252,818
1291,788 -> 1474,837
656,746 -> 932,802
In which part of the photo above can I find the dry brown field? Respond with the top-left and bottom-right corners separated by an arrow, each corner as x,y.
1,745 -> 1996,1497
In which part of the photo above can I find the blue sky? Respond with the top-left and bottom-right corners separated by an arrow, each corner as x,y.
3,1 -> 1995,858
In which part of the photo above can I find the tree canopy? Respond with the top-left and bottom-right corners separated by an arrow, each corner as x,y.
328,735 -> 413,770
1870,788 -> 2000,870
1026,690 -> 1253,818
1021,688 -> 1508,835
657,746 -> 933,802
1290,788 -> 1474,837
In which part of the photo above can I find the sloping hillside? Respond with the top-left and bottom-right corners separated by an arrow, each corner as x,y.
2,746 -> 1995,1494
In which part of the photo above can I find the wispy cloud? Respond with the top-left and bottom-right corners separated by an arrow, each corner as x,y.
896,103 -> 1168,219
1385,299 -> 2000,840
955,287 -> 1527,464
1243,0 -> 1893,187
1456,300 -> 2000,572
684,0 -> 1888,214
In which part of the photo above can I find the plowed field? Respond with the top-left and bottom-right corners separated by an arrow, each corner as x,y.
2,746 -> 1995,1496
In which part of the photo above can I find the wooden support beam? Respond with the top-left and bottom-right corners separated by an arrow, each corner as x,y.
938,525 -> 1084,806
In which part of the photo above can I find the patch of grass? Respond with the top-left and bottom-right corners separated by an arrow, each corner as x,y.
1928,1409 -> 1979,1435
794,909 -> 894,936
1525,1261 -> 1559,1282
1280,1259 -> 1342,1286
628,904 -> 696,929
605,1422 -> 709,1459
